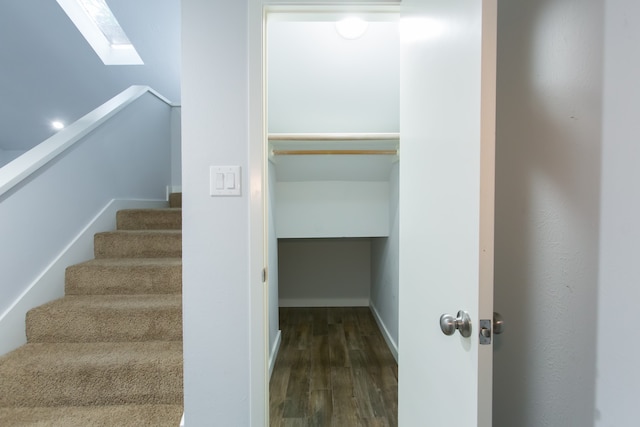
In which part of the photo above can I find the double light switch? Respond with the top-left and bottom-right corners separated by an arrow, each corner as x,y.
210,166 -> 241,196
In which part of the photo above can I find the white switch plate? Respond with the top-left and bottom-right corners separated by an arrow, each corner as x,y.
210,165 -> 241,196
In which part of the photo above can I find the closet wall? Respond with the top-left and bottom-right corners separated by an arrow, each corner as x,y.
267,18 -> 400,362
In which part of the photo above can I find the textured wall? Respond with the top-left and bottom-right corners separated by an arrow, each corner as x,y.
493,0 -> 603,425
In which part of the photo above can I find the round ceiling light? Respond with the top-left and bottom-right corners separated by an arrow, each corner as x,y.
335,17 -> 369,40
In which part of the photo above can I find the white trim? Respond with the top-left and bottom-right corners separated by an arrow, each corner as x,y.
0,86 -> 174,198
279,298 -> 370,307
180,413 -> 185,427
369,303 -> 398,363
166,186 -> 183,200
268,330 -> 282,379
0,198 -> 167,356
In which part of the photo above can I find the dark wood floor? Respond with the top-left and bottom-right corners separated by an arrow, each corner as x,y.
270,307 -> 398,427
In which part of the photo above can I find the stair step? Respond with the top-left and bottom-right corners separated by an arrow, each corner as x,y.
0,404 -> 183,427
0,341 -> 182,408
26,295 -> 182,343
94,230 -> 181,259
117,208 -> 181,230
65,258 -> 182,295
169,192 -> 182,208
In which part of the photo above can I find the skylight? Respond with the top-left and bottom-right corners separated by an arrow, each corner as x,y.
57,0 -> 143,65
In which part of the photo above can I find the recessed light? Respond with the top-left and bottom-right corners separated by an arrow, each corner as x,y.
52,121 -> 65,130
335,17 -> 369,40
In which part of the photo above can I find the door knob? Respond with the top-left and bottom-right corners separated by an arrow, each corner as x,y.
440,310 -> 472,338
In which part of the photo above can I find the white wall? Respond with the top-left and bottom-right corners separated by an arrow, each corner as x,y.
181,0 -> 257,425
278,238 -> 371,307
370,161 -> 399,358
596,0 -> 640,425
493,0 -> 603,425
267,162 -> 280,364
268,21 -> 399,134
275,181 -> 389,238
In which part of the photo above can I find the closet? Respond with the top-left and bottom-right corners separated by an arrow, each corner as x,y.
266,15 -> 400,366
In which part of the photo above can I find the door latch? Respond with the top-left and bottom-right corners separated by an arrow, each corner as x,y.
479,312 -> 504,345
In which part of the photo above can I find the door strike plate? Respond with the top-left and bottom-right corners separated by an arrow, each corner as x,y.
479,319 -> 491,345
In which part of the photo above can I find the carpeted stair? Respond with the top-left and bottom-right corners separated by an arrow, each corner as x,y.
0,195 -> 183,426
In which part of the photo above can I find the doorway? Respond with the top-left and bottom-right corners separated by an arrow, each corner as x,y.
264,9 -> 401,426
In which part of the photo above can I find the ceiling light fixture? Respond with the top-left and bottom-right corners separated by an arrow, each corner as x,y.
51,121 -> 65,130
335,17 -> 369,40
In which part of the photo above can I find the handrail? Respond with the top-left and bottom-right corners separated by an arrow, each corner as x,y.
0,85 -> 174,198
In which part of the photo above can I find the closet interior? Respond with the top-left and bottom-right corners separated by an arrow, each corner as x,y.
266,15 -> 401,368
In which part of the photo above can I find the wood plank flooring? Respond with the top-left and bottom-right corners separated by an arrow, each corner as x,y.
270,307 -> 398,427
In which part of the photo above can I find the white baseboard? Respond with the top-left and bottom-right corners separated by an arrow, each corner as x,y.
279,298 -> 369,307
369,303 -> 398,363
0,198 -> 167,356
180,413 -> 184,427
166,185 -> 182,200
269,330 -> 282,379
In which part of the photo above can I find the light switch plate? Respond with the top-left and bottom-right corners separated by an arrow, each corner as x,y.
210,165 -> 241,196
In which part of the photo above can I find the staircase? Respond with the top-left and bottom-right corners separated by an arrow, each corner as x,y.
0,194 -> 183,426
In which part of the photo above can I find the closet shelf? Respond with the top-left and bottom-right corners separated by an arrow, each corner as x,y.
272,149 -> 397,156
268,132 -> 399,141
269,132 -> 399,157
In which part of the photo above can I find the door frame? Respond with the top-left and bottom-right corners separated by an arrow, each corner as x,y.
248,1 -> 402,425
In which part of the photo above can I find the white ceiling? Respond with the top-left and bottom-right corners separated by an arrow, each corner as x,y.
0,0 -> 180,151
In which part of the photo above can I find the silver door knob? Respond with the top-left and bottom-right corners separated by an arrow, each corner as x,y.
440,310 -> 472,338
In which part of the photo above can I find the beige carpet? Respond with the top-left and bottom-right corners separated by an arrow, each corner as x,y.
0,195 -> 183,426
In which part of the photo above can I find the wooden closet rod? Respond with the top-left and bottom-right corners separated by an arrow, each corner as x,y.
272,149 -> 398,156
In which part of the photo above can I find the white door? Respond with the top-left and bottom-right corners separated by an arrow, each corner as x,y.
398,0 -> 497,425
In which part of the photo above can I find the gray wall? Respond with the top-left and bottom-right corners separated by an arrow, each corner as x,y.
0,149 -> 26,168
493,0 -> 603,425
278,238 -> 371,307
